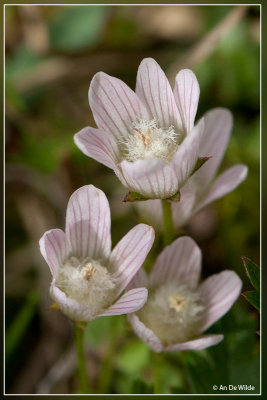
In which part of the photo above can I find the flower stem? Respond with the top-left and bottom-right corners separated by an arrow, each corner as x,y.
74,323 -> 90,394
161,200 -> 175,246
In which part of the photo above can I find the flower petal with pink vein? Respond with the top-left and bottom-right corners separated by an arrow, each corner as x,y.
65,185 -> 111,260
164,334 -> 224,352
195,164 -> 248,212
120,158 -> 178,199
74,126 -> 120,169
171,118 -> 205,186
127,267 -> 149,290
173,69 -> 200,135
136,58 -> 183,131
128,314 -> 163,352
97,288 -> 148,316
39,229 -> 70,280
149,236 -> 201,289
198,270 -> 242,332
109,224 -> 154,293
89,72 -> 148,141
193,108 -> 233,188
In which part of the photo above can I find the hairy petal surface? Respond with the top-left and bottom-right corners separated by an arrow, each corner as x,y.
164,334 -> 224,352
110,224 -> 154,293
199,270 -> 242,332
120,158 -> 178,199
136,58 -> 183,131
149,236 -> 201,289
174,69 -> 200,134
97,288 -> 148,316
74,127 -> 120,169
65,185 -> 111,260
89,72 -> 148,141
195,165 -> 248,212
128,314 -> 163,352
39,229 -> 70,280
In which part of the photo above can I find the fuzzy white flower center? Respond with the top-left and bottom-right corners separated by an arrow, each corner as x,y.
137,283 -> 204,346
56,256 -> 117,318
123,119 -> 180,162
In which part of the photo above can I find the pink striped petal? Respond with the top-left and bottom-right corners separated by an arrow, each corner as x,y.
136,58 -> 183,131
97,288 -> 148,316
89,71 -> 148,141
128,314 -> 163,352
120,158 -> 178,199
195,164 -> 248,212
171,118 -> 205,187
174,69 -> 200,134
149,237 -> 201,289
171,182 -> 196,229
199,270 -> 242,332
39,229 -> 70,279
50,284 -> 93,322
109,224 -> 154,293
65,185 -> 111,260
193,108 -> 233,188
127,267 -> 149,290
164,334 -> 224,352
74,126 -> 120,169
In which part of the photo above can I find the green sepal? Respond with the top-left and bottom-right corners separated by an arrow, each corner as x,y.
242,290 -> 260,312
191,157 -> 212,177
242,257 -> 260,291
165,191 -> 181,202
123,191 -> 148,202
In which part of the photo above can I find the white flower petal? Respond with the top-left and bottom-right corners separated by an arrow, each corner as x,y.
171,118 -> 205,187
50,284 -> 92,322
128,314 -> 163,352
120,158 -> 178,199
164,334 -> 224,352
199,270 -> 242,332
110,224 -> 154,293
195,164 -> 248,212
149,236 -> 201,289
136,58 -> 183,131
74,126 -> 120,169
97,288 -> 148,316
174,69 -> 200,134
172,182 -> 197,229
89,71 -> 147,141
65,185 -> 111,260
39,229 -> 70,279
127,267 -> 149,290
193,108 -> 233,187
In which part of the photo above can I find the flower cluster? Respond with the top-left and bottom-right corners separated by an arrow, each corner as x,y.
40,58 -> 246,353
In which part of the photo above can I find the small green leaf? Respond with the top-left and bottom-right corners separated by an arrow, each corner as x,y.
190,157 -> 212,177
166,191 -> 181,202
242,257 -> 260,290
242,290 -> 260,312
123,191 -> 148,202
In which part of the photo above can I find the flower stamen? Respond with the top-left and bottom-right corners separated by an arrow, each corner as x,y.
168,294 -> 188,312
83,262 -> 97,281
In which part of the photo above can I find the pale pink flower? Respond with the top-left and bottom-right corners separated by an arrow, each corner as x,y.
74,58 -> 205,200
128,237 -> 242,352
39,185 -> 155,322
137,108 -> 248,229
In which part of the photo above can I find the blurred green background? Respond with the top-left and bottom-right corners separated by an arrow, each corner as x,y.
5,5 -> 260,394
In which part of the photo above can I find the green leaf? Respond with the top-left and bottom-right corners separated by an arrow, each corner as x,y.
242,291 -> 260,312
242,257 -> 260,290
49,6 -> 108,51
123,191 -> 148,202
190,157 -> 212,177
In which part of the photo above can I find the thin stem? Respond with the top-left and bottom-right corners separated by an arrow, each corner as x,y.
162,200 -> 175,246
74,323 -> 90,394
